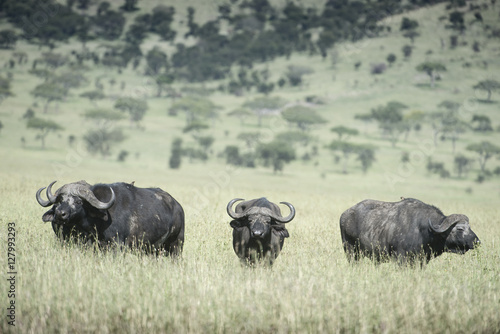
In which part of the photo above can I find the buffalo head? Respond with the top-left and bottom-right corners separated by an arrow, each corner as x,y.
36,180 -> 115,225
428,214 -> 480,254
226,198 -> 295,239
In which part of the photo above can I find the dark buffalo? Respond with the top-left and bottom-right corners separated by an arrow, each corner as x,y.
227,197 -> 296,266
339,198 -> 480,265
36,180 -> 184,256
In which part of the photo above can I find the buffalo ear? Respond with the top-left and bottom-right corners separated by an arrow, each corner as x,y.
230,220 -> 244,229
272,225 -> 289,238
42,208 -> 55,223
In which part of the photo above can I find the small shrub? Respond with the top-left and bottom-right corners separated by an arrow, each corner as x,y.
370,63 -> 387,74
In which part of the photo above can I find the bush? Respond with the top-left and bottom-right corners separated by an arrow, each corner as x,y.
370,63 -> 387,74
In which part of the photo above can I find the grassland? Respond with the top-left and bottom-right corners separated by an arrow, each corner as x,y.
1,1 -> 500,333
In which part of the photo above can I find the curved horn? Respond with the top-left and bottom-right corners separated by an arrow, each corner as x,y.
428,216 -> 461,234
271,202 -> 296,223
36,186 -> 52,207
77,186 -> 115,210
46,180 -> 58,203
227,198 -> 245,219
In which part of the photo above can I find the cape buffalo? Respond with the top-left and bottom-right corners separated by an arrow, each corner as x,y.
339,198 -> 480,265
36,180 -> 184,256
227,197 -> 296,266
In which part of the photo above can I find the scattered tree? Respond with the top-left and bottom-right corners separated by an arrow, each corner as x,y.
26,117 -> 64,149
285,65 -> 314,87
471,115 -> 493,132
416,62 -> 447,88
281,105 -> 327,131
82,109 -> 125,126
80,90 -> 106,106
327,140 -> 375,174
114,97 -> 148,127
169,96 -> 219,126
121,0 -> 139,12
155,73 -> 175,97
242,96 -> 287,127
0,75 -> 13,103
237,132 -> 261,150
356,144 -> 377,174
275,131 -> 313,147
194,135 -> 215,155
169,137 -> 183,169
473,80 -> 500,101
331,126 -> 359,141
402,45 -> 413,59
386,53 -> 396,66
257,140 -> 296,173
84,128 -> 126,158
228,108 -> 253,125
145,46 -> 168,75
369,101 -> 408,147
466,141 -> 500,172
0,29 -> 17,49
454,154 -> 472,178
30,82 -> 67,113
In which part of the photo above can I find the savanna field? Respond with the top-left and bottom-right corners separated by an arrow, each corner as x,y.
1,0 -> 500,333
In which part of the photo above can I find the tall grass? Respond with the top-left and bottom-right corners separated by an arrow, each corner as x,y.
1,174 -> 499,333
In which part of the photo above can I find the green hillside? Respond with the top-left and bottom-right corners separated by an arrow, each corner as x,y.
1,0 -> 500,332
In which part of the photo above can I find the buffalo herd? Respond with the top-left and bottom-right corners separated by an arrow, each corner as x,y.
36,180 -> 480,267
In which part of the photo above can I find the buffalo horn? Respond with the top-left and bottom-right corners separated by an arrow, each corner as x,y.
46,180 -> 58,203
76,186 -> 115,210
36,186 -> 52,207
270,202 -> 296,223
428,217 -> 460,234
227,198 -> 245,219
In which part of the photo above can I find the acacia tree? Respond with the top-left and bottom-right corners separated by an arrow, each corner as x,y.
330,126 -> 359,141
275,131 -> 313,147
328,140 -> 357,174
145,46 -> 168,75
31,82 -> 67,113
80,90 -> 106,106
26,117 -> 64,149
281,105 -> 327,131
155,73 -> 174,97
237,132 -> 261,150
257,140 -> 296,173
466,141 -> 500,172
369,101 -> 408,147
473,80 -> 500,101
83,128 -> 126,158
400,17 -> 420,44
0,75 -> 13,103
243,96 -> 287,127
82,109 -> 125,126
454,154 -> 472,178
471,115 -> 493,132
356,144 -> 377,174
437,100 -> 468,153
416,62 -> 446,88
228,108 -> 253,125
114,97 -> 148,127
169,96 -> 219,127
52,72 -> 88,96
402,110 -> 425,140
